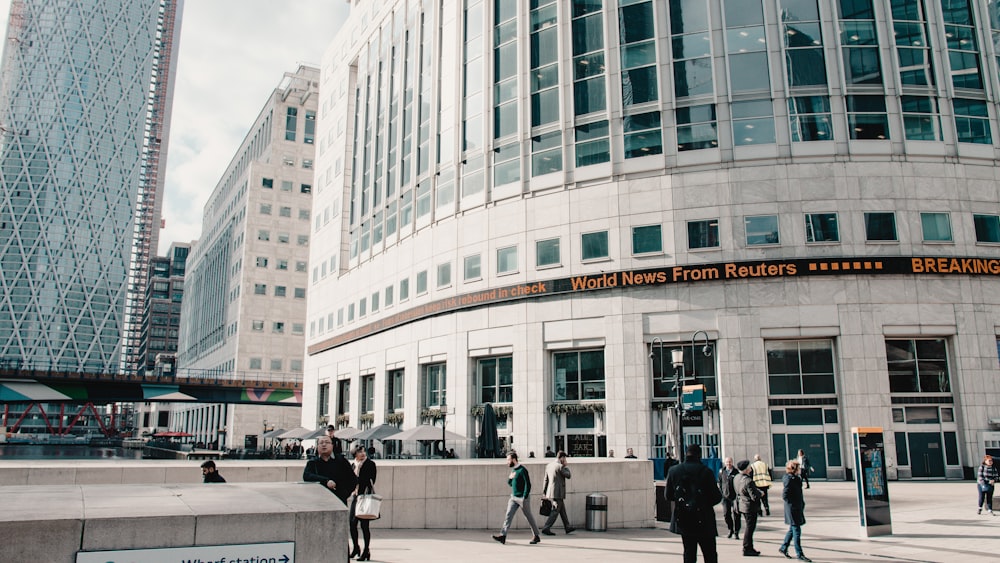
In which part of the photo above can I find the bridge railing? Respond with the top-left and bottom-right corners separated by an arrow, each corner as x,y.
0,357 -> 301,389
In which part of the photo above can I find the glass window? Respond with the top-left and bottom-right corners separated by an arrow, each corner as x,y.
256,256 -> 268,268
676,104 -> 718,150
885,338 -> 950,393
387,369 -> 405,411
254,284 -> 267,295
250,358 -> 262,370
281,180 -> 293,192
576,121 -> 610,167
900,96 -> 941,141
890,0 -> 935,87
766,340 -> 836,395
864,212 -> 897,241
498,245 -> 518,273
478,356 -> 514,403
729,52 -> 770,92
572,3 -> 607,116
493,142 -> 520,186
273,322 -> 285,334
953,99 -> 992,144
650,342 -> 718,397
536,238 -> 561,267
532,131 -> 563,177
361,374 -> 375,413
416,270 -> 428,294
941,0 -> 983,89
789,96 -> 832,141
274,286 -> 286,297
920,212 -> 953,242
437,262 -> 452,288
974,214 -> 1000,243
260,203 -> 272,215
731,100 -> 776,146
805,212 -> 839,243
262,178 -> 273,189
624,111 -> 663,157
285,107 -> 298,141
465,254 -> 482,280
745,215 -> 779,245
673,58 -> 714,97
279,206 -> 292,218
337,379 -> 350,415
632,224 -> 663,254
359,297 -> 366,317
252,320 -> 264,331
400,278 -> 410,300
620,1 -> 658,105
421,363 -> 447,407
553,349 -> 605,401
846,96 -> 889,140
385,285 -> 394,306
582,231 -> 610,260
688,219 -> 720,249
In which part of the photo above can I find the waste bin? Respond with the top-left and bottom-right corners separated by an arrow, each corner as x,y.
586,493 -> 608,531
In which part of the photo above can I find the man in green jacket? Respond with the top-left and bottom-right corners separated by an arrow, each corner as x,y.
492,451 -> 541,545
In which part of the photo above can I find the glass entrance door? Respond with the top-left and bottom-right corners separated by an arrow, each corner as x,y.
908,432 -> 946,478
787,433 -> 828,478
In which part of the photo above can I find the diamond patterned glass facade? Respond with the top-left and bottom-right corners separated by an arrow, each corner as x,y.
0,0 -> 182,372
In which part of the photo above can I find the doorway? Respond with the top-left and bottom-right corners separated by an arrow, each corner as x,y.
907,432 -> 946,478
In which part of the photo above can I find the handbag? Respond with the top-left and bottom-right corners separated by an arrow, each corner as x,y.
540,498 -> 553,517
355,492 -> 383,520
980,482 -> 994,493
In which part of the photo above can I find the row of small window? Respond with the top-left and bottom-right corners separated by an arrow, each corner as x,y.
250,320 -> 305,335
284,107 -> 316,145
259,203 -> 310,220
247,357 -> 304,372
256,230 -> 310,246
252,284 -> 306,299
255,257 -> 308,272
261,177 -> 312,193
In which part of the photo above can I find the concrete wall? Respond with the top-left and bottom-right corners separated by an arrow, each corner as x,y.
0,482 -> 347,563
0,458 -> 656,529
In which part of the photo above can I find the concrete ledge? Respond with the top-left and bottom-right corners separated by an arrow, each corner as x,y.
0,482 -> 349,563
0,458 -> 655,530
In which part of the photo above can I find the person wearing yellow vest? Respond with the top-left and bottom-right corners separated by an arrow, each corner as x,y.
750,454 -> 772,517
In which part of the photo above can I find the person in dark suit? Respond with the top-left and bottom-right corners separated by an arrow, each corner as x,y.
303,435 -> 357,505
666,444 -> 723,563
779,460 -> 811,561
735,459 -> 762,556
349,444 -> 378,561
717,457 -> 740,540
540,450 -> 576,535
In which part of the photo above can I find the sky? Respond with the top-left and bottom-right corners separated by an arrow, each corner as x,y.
0,0 -> 351,254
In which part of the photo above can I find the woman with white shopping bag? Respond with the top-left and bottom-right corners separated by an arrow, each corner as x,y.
350,444 -> 379,561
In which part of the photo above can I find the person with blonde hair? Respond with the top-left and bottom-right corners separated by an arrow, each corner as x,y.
778,460 -> 811,561
978,454 -> 998,515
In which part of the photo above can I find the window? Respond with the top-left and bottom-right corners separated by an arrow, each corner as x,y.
886,339 -> 950,393
416,271 -> 428,294
337,379 -> 350,415
250,358 -> 262,370
864,212 -> 897,241
348,303 -> 355,322
400,278 -> 410,300
846,96 -> 888,140
572,0 -> 607,116
274,286 -> 286,297
974,214 -> 1000,243
421,363 -> 446,407
920,212 -> 952,242
632,225 -> 662,254
782,0 -> 827,87
292,323 -> 304,335
725,0 -> 769,93
953,99 -> 992,144
676,104 -> 718,150
670,0 -> 713,98
900,96 -> 941,141
576,121 -> 610,167
273,322 -> 285,333
493,142 -> 520,187
530,0 -> 560,127
531,131 -> 563,177
281,180 -> 293,192
299,209 -> 310,220
262,178 -> 273,189
688,219 -> 720,249
582,231 -> 609,260
304,110 -> 315,144
941,0 -> 982,89
260,203 -> 272,215
536,238 -> 560,267
301,184 -> 312,194
385,285 -> 395,306
297,235 -> 309,246
620,0 -> 658,105
296,261 -> 307,272
478,356 -> 513,403
437,263 -> 452,288
270,359 -> 283,371
277,259 -> 288,270
805,212 -> 839,243
256,257 -> 268,268
838,0 -> 882,86
464,254 -> 482,280
278,233 -> 290,244
294,287 -> 306,299
279,206 -> 292,218
258,230 -> 270,241
252,320 -> 264,331
766,340 -> 836,394
317,383 -> 330,417
553,349 -> 605,401
890,0 -> 935,87
254,284 -> 267,295
497,246 -> 518,274
359,297 -> 367,317
285,107 -> 298,141
361,374 -> 375,413
732,100 -> 776,146
745,215 -> 779,245
623,111 -> 663,157
387,369 -> 404,411
789,96 -> 832,141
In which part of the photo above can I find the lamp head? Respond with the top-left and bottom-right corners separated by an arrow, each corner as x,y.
701,344 -> 713,357
671,348 -> 685,367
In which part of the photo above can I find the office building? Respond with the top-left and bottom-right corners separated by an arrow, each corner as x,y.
136,242 -> 190,377
304,0 -> 1000,478
174,66 -> 318,449
0,0 -> 183,372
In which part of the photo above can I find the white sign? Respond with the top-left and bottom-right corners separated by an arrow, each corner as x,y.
77,542 -> 294,563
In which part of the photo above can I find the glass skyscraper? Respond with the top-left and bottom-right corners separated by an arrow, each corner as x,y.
0,0 -> 183,372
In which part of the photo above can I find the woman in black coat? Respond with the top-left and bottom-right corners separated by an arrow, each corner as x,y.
349,444 -> 377,561
778,460 -> 811,561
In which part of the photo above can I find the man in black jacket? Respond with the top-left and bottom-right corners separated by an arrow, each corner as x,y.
201,460 -> 226,483
735,459 -> 763,556
718,456 -> 740,540
303,436 -> 357,505
666,444 -> 723,563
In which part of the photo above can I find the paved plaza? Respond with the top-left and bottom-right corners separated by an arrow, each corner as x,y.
368,481 -> 999,563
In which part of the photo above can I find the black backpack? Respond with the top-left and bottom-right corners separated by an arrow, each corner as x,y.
672,472 -> 707,527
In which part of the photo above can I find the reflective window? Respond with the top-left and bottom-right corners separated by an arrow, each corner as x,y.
953,98 -> 992,144
576,120 -> 610,166
885,339 -> 950,393
532,131 -> 563,176
864,212 -> 897,241
838,0 -> 881,86
732,100 -> 776,145
671,0 -> 713,98
285,107 -> 297,141
890,0 -> 935,86
688,219 -> 720,249
494,142 -> 520,186
766,340 -> 836,395
531,0 -> 560,126
974,214 -> 1000,243
437,262 -> 452,288
632,224 -> 663,254
920,212 -> 953,242
573,0 -> 607,116
421,363 -> 447,407
782,0 -> 826,87
900,96 -> 942,141
497,245 -> 518,274
623,111 -> 663,157
478,356 -> 514,403
941,0 -> 983,89
846,95 -> 889,140
582,230 -> 610,260
676,104 -> 718,150
805,212 -> 839,243
536,238 -> 561,267
789,96 -> 832,142
416,270 -> 428,294
553,349 -> 606,401
464,254 -> 482,280
620,1 -> 658,105
745,215 -> 780,245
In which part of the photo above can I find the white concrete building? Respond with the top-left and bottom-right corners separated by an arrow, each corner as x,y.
174,66 -> 319,449
304,0 -> 1000,478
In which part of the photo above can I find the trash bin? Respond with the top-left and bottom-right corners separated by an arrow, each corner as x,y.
586,493 -> 608,531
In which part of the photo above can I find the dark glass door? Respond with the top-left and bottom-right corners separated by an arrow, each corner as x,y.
787,433 -> 827,478
908,432 -> 945,478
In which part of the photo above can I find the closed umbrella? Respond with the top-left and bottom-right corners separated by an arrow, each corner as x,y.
476,403 -> 503,458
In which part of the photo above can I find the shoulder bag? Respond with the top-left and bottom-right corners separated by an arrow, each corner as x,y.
355,487 -> 383,520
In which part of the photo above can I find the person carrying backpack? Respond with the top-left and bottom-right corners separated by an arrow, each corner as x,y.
666,444 -> 723,563
718,457 -> 741,540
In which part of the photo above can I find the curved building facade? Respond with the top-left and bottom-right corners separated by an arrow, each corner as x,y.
306,0 -> 1000,478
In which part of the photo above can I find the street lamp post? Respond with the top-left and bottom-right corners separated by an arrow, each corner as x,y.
671,349 -> 686,458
